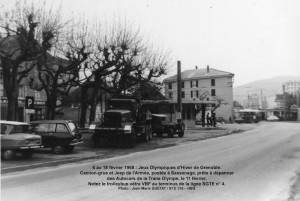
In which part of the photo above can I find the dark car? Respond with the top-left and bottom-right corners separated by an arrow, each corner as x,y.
1,120 -> 43,160
151,114 -> 185,138
30,120 -> 84,154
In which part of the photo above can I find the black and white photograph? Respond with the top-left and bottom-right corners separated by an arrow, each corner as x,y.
1,0 -> 300,200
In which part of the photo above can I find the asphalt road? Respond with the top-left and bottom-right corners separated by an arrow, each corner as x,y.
1,122 -> 300,201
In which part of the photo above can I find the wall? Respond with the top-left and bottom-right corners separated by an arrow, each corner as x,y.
165,76 -> 234,128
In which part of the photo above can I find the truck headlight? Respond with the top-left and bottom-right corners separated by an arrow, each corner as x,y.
124,125 -> 132,133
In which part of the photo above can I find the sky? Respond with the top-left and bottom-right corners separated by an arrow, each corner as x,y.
3,0 -> 300,87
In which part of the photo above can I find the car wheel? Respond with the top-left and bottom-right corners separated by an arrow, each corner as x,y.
52,145 -> 65,154
168,128 -> 175,138
65,145 -> 75,153
1,150 -> 16,160
21,150 -> 34,158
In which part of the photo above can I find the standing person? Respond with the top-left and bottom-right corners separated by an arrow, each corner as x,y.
206,113 -> 211,127
212,112 -> 216,127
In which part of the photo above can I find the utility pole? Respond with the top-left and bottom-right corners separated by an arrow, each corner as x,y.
177,61 -> 182,123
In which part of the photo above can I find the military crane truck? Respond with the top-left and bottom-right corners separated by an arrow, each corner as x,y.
92,99 -> 153,147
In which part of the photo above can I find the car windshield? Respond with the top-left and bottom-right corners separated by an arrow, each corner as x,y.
1,124 -> 29,134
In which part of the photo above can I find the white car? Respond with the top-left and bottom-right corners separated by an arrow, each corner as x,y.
267,116 -> 279,121
1,120 -> 42,160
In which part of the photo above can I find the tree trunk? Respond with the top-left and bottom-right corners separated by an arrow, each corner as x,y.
45,96 -> 57,120
3,60 -> 19,121
79,86 -> 88,128
89,73 -> 101,124
201,104 -> 206,127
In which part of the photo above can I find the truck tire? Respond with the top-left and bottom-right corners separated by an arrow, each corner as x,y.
1,150 -> 16,160
178,130 -> 184,138
128,129 -> 136,148
149,125 -> 153,140
142,124 -> 152,142
168,128 -> 175,138
178,125 -> 185,137
21,150 -> 34,158
157,132 -> 163,137
65,145 -> 75,153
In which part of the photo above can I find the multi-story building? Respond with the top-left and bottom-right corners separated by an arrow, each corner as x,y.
0,67 -> 47,122
283,81 -> 300,96
163,65 -> 234,128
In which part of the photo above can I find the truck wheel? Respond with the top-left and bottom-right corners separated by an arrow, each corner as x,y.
168,128 -> 175,138
65,145 -> 75,153
21,150 -> 34,158
128,129 -> 136,148
1,150 -> 16,160
149,125 -> 153,140
178,125 -> 185,137
52,145 -> 65,154
178,130 -> 185,138
143,125 -> 151,142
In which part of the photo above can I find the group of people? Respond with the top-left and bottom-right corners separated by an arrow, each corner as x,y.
206,112 -> 216,127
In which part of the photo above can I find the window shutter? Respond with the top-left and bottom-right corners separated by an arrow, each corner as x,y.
196,80 -> 198,87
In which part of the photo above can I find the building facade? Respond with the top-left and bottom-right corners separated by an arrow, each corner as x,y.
0,69 -> 47,122
283,81 -> 300,96
163,66 -> 234,128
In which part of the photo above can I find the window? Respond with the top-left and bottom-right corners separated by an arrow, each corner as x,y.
211,89 -> 216,96
34,124 -> 56,132
181,91 -> 185,98
211,79 -> 215,86
181,81 -> 185,88
168,83 -> 172,89
35,90 -> 41,99
191,90 -> 199,98
190,80 -> 198,88
168,92 -> 173,99
0,84 -> 5,97
56,124 -> 68,132
18,85 -> 27,98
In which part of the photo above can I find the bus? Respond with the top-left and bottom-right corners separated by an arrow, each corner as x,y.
234,109 -> 265,123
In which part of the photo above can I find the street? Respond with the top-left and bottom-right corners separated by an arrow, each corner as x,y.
1,122 -> 300,201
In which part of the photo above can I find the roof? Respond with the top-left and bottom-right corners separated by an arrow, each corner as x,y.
151,114 -> 168,117
30,120 -> 74,124
0,120 -> 30,125
163,67 -> 234,82
106,110 -> 131,114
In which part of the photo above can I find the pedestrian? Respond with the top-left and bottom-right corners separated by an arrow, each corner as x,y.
229,116 -> 232,123
212,112 -> 216,127
206,113 -> 210,127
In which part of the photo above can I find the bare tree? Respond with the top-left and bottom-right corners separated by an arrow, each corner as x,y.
29,20 -> 91,119
78,20 -> 171,124
0,1 -> 62,120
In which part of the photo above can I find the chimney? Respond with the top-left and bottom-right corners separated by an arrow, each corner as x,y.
195,66 -> 198,69
207,65 -> 210,73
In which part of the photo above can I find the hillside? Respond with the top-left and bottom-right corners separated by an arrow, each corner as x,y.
233,75 -> 300,107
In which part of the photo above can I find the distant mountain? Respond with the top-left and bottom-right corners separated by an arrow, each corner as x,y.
233,75 -> 300,108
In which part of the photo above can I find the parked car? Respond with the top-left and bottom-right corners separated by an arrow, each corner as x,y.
1,120 -> 42,160
30,120 -> 84,154
267,115 -> 279,121
151,114 -> 185,138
